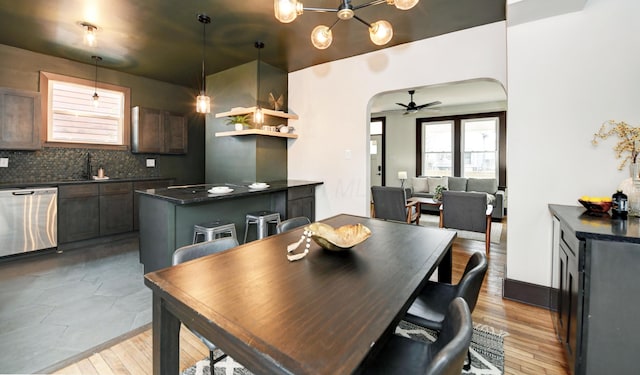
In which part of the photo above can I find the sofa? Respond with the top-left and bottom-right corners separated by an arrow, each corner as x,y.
410,176 -> 505,219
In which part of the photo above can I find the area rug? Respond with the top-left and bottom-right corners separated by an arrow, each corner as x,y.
182,321 -> 508,375
419,214 -> 502,244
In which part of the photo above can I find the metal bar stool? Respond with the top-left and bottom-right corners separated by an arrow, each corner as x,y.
193,220 -> 237,244
243,210 -> 281,243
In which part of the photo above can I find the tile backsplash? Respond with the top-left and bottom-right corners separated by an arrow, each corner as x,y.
0,147 -> 161,183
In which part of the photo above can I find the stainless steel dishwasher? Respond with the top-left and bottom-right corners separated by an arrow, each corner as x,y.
0,187 -> 57,257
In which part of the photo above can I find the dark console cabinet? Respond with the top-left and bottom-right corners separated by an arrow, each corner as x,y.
550,205 -> 640,375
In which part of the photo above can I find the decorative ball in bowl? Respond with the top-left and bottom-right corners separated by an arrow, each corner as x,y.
305,222 -> 372,251
578,197 -> 612,214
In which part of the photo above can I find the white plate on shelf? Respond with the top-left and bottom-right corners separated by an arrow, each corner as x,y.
208,186 -> 233,194
248,183 -> 270,190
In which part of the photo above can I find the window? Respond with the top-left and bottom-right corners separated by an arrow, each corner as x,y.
417,112 -> 506,186
40,72 -> 131,149
462,117 -> 497,178
422,121 -> 453,176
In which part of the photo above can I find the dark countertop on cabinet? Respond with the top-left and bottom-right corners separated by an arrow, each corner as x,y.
136,179 -> 323,205
549,204 -> 640,244
0,177 -> 174,190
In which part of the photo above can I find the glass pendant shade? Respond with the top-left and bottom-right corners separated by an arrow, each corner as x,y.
196,94 -> 211,114
369,20 -> 393,46
393,0 -> 419,10
92,92 -> 99,108
274,0 -> 302,23
83,23 -> 97,47
311,25 -> 333,49
254,107 -> 264,124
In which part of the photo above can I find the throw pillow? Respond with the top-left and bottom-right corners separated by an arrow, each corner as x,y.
467,178 -> 498,194
427,176 -> 448,194
412,177 -> 429,193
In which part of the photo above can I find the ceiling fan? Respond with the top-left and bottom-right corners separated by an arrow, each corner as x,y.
396,90 -> 441,114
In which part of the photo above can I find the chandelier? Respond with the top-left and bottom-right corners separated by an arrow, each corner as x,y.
274,0 -> 419,49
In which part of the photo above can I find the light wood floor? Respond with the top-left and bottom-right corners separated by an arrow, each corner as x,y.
53,220 -> 569,375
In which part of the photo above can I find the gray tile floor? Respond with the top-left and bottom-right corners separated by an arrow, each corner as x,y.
0,236 -> 151,374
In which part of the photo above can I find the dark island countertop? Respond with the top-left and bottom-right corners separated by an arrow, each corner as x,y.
136,179 -> 323,205
549,204 -> 640,244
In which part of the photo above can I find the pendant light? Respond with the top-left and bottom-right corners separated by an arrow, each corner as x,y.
274,0 -> 418,49
81,22 -> 98,47
196,14 -> 211,114
254,41 -> 265,125
91,55 -> 102,108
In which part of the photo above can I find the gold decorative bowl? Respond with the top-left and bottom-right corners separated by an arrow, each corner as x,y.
305,222 -> 372,251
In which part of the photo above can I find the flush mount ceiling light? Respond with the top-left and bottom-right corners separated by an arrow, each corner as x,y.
254,41 -> 265,125
196,14 -> 211,114
81,22 -> 98,47
274,0 -> 419,49
91,55 -> 102,107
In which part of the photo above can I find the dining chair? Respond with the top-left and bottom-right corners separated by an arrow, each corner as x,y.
404,251 -> 488,370
371,186 -> 420,225
439,190 -> 494,253
359,297 -> 473,375
172,237 -> 239,365
276,216 -> 311,233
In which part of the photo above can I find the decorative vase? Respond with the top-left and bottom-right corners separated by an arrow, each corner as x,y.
627,164 -> 640,216
234,123 -> 244,131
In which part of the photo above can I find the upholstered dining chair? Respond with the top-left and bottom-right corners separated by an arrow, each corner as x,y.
276,216 -> 311,233
172,237 -> 239,365
359,297 -> 473,375
371,186 -> 420,225
439,190 -> 494,253
404,251 -> 488,370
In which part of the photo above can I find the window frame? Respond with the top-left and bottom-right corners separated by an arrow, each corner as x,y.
461,116 -> 499,179
416,111 -> 507,189
421,120 -> 454,177
39,71 -> 131,150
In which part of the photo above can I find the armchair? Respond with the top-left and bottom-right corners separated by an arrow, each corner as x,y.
371,186 -> 420,225
440,191 -> 493,254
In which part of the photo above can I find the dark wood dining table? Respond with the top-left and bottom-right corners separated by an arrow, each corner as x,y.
144,214 -> 455,375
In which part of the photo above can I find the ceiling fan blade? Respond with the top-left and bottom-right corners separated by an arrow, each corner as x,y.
415,101 -> 442,110
396,102 -> 409,109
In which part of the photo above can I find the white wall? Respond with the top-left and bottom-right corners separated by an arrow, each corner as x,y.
507,0 -> 640,285
288,22 -> 507,220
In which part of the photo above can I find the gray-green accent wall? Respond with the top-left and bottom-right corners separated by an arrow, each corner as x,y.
0,44 -> 205,185
206,60 -> 289,184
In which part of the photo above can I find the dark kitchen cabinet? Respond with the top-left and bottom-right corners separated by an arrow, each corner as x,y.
133,179 -> 173,230
99,182 -> 133,236
131,106 -> 187,154
556,222 -> 580,370
58,184 -> 100,243
287,185 -> 315,221
0,87 -> 41,150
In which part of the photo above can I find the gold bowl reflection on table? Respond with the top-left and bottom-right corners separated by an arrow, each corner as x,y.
305,222 -> 372,251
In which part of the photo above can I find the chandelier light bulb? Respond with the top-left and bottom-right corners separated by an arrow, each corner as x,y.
274,0 -> 302,23
392,0 -> 419,10
369,20 -> 393,46
311,25 -> 333,49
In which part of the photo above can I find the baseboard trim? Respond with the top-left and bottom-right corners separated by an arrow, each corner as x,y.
503,278 -> 556,310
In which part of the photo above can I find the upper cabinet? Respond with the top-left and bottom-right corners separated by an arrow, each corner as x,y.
0,87 -> 41,150
131,106 -> 187,154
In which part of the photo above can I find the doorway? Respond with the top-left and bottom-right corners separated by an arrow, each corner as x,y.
370,117 -> 385,187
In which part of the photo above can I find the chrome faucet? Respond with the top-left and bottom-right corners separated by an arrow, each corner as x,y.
83,153 -> 93,179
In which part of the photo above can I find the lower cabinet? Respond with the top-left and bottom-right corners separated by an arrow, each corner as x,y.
552,210 -> 640,375
58,184 -> 100,243
99,182 -> 133,236
58,179 -> 172,244
287,185 -> 315,221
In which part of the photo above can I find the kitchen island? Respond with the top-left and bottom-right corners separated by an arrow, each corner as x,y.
137,180 -> 322,273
